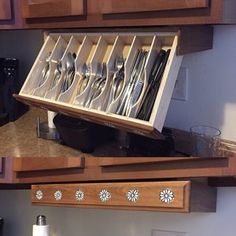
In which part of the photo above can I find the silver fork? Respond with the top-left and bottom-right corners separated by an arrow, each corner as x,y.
107,56 -> 125,107
84,63 -> 107,107
49,60 -> 62,90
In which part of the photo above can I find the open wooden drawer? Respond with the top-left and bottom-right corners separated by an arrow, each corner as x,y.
31,181 -> 216,212
16,32 -> 183,138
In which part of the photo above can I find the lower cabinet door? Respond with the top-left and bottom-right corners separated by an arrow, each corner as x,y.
31,181 -> 216,213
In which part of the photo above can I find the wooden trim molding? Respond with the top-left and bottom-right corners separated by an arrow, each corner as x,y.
31,181 -> 216,213
13,157 -> 85,172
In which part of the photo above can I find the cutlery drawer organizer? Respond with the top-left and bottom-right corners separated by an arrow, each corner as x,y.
18,32 -> 183,138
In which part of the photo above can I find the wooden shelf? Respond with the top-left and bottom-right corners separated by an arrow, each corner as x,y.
1,156 -> 233,184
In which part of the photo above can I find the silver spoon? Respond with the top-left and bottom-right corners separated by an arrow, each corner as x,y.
84,63 -> 106,107
38,52 -> 51,87
60,52 -> 76,93
77,63 -> 91,95
107,56 -> 125,107
49,60 -> 62,90
112,56 -> 125,100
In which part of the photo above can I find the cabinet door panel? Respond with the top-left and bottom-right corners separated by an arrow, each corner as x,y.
0,0 -> 12,20
101,0 -> 209,14
22,0 -> 85,18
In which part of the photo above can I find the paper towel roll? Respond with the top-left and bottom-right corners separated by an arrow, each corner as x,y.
33,224 -> 49,236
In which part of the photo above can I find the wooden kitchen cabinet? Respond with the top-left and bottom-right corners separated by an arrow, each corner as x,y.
0,0 -> 23,29
93,0 -> 236,27
0,0 -> 11,21
99,0 -> 210,14
1,155 -> 236,213
1,156 -> 236,184
31,181 -> 217,213
22,0 -> 236,29
22,0 -> 86,19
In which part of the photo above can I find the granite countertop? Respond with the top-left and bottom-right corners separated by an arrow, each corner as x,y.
0,108 -> 82,157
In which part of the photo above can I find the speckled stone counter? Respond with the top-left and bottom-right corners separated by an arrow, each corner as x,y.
0,108 -> 82,157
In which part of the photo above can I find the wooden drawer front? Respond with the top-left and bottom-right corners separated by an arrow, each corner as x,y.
100,0 -> 209,14
32,181 -> 190,212
22,0 -> 85,19
0,0 -> 12,20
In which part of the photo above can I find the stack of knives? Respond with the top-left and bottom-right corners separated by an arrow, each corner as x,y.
137,49 -> 170,121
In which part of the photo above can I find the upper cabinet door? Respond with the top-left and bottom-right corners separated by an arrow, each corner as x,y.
22,0 -> 85,19
0,0 -> 12,20
0,0 -> 23,29
100,0 -> 209,14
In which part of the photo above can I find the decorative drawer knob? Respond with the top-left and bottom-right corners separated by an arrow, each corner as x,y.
127,189 -> 139,202
99,189 -> 111,202
54,190 -> 63,201
159,188 -> 175,204
35,190 -> 43,200
75,190 -> 84,201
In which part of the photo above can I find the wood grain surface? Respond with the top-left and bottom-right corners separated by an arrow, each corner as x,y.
100,0 -> 209,14
32,181 -> 190,211
22,0 -> 85,18
31,180 -> 216,212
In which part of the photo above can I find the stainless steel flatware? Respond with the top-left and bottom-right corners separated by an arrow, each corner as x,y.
107,56 -> 125,108
49,60 -> 62,90
116,49 -> 148,116
137,49 -> 170,121
84,63 -> 107,107
38,52 -> 51,87
60,52 -> 76,93
77,63 -> 91,95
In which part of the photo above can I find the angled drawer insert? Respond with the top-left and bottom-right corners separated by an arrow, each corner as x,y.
17,32 -> 183,138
